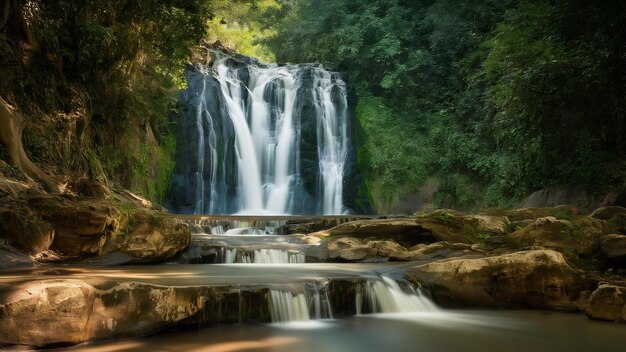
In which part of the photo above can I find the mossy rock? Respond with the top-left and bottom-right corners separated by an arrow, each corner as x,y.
499,216 -> 609,258
102,211 -> 190,263
590,206 -> 626,221
483,206 -> 580,222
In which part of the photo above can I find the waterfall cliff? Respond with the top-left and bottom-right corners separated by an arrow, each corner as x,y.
167,51 -> 359,215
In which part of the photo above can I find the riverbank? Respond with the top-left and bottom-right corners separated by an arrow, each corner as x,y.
1,175 -> 625,349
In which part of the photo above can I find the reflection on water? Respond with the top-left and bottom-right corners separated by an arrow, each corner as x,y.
56,310 -> 624,352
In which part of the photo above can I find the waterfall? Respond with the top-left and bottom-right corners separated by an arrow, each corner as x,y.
168,51 -> 354,215
267,276 -> 436,323
219,248 -> 305,264
356,275 -> 438,315
268,282 -> 334,322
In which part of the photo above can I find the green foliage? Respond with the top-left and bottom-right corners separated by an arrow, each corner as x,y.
483,0 -> 626,195
264,0 -> 626,210
204,0 -> 279,62
1,0 -> 211,203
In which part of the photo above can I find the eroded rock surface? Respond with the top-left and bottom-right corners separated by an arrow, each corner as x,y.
0,279 -> 265,348
406,250 -> 590,309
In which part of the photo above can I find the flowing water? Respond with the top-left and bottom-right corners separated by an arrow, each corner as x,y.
3,225 -> 625,351
168,52 -> 353,215
57,310 -> 625,352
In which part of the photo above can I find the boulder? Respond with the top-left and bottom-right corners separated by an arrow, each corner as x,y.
0,279 -> 263,348
500,216 -> 605,256
103,212 -> 191,263
585,285 -> 626,322
405,250 -> 589,309
505,217 -> 573,247
0,279 -> 97,347
599,234 -> 626,263
590,206 -> 626,220
322,237 -> 408,262
472,214 -> 509,235
26,194 -> 120,257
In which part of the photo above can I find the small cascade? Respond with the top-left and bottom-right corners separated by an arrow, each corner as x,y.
218,248 -> 305,264
268,282 -> 333,322
182,219 -> 286,235
267,276 -> 435,323
254,249 -> 305,264
269,290 -> 310,322
356,275 -> 437,314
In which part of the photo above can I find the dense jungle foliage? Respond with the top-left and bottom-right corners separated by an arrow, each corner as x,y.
1,0 -> 625,211
260,0 -> 626,209
0,0 -> 211,200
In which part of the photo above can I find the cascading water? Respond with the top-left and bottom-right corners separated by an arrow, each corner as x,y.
267,275 -> 436,323
219,248 -> 306,264
356,275 -> 438,314
168,50 -> 356,215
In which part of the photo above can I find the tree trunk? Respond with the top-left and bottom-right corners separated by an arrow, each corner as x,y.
0,97 -> 60,193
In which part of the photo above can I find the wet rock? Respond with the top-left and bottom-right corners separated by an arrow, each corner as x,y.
406,250 -> 589,309
585,285 -> 626,322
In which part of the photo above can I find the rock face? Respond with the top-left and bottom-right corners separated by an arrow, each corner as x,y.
0,279 -> 266,348
406,250 -> 590,309
0,280 -> 97,346
313,238 -> 483,263
520,186 -> 624,210
318,213 -> 508,246
585,285 -> 626,322
30,195 -> 121,257
492,216 -> 607,257
503,217 -> 577,251
0,207 -> 54,254
0,186 -> 191,263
